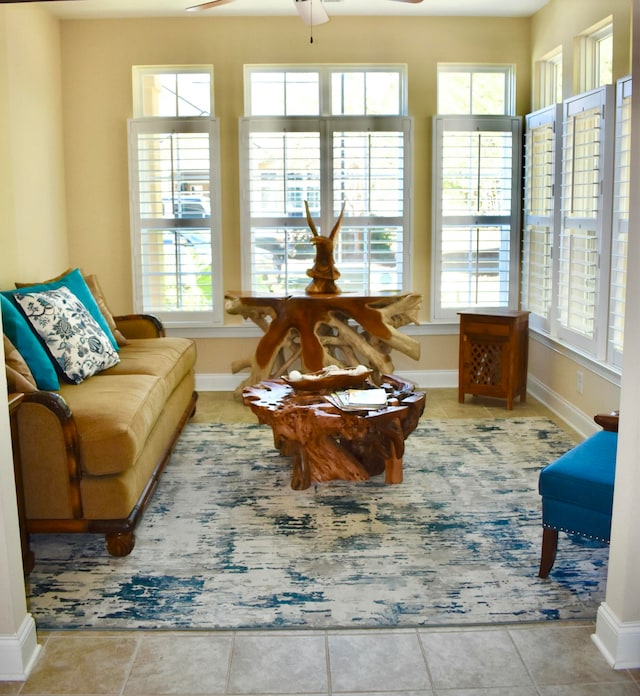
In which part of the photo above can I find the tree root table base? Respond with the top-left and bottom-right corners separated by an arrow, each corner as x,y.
226,292 -> 422,396
242,374 -> 426,490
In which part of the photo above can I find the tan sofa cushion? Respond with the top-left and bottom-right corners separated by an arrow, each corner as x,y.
58,373 -> 168,477
83,274 -> 128,347
102,337 -> 196,397
3,334 -> 37,390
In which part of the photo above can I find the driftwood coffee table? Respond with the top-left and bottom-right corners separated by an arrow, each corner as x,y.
242,375 -> 425,490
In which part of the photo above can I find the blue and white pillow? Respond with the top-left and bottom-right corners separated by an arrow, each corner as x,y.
14,286 -> 120,384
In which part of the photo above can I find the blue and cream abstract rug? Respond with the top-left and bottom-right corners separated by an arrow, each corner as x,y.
27,418 -> 609,630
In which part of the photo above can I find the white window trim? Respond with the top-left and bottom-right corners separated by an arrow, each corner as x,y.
608,74 -> 632,369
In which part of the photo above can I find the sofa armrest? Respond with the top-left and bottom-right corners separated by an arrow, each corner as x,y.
113,313 -> 166,339
18,391 -> 83,519
594,411 -> 619,432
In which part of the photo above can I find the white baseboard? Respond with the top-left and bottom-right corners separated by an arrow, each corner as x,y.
526,375 -> 597,438
0,613 -> 40,681
593,602 -> 640,669
195,369 -> 458,393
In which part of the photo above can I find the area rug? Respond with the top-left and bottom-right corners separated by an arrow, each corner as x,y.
26,418 -> 609,630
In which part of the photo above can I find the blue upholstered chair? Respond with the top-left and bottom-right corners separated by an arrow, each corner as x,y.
538,412 -> 618,578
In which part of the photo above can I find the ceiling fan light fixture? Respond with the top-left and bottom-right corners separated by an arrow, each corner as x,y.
293,0 -> 329,26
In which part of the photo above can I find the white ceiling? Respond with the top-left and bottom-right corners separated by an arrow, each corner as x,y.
30,0 -> 552,20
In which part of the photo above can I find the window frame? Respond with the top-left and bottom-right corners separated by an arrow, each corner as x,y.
243,64 -> 408,117
129,66 -> 223,328
521,103 -> 563,334
575,19 -> 613,93
431,114 -> 522,322
240,65 -> 413,296
436,63 -> 516,116
534,48 -> 563,110
556,85 -> 614,359
608,75 -> 632,368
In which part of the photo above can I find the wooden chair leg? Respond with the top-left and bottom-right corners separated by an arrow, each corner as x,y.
538,527 -> 558,578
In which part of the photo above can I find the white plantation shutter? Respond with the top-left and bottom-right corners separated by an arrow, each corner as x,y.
522,105 -> 562,332
241,116 -> 411,295
608,76 -> 632,368
557,86 -> 614,357
432,115 -> 522,321
128,117 -> 223,326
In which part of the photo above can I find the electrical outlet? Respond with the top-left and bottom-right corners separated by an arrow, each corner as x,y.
576,371 -> 584,394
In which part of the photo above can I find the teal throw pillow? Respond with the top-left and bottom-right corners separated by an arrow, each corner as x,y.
3,268 -> 119,351
0,294 -> 60,390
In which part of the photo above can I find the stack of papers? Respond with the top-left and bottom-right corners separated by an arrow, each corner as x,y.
326,388 -> 388,412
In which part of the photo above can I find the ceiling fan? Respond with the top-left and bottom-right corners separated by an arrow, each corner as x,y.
186,0 -> 424,26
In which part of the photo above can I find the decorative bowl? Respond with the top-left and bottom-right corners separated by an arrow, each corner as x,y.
282,367 -> 373,392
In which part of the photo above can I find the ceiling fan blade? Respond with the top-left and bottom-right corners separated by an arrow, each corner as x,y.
186,0 -> 234,11
293,0 -> 329,26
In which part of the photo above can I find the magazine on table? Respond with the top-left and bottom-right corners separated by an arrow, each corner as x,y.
325,388 -> 388,411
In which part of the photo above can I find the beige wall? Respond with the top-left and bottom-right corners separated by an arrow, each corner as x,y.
60,15 -> 533,313
57,14 -> 532,375
0,1 -> 632,411
0,5 -> 68,288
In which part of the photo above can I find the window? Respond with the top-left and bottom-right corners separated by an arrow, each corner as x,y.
521,104 -> 562,333
557,86 -> 614,358
432,116 -> 522,320
241,66 -> 411,295
534,49 -> 562,109
128,66 -> 223,328
437,64 -> 515,115
432,64 -> 520,321
523,81 -> 629,369
576,20 -> 613,93
608,75 -> 632,368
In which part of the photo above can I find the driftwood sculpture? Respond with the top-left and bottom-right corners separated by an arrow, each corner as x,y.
225,291 -> 422,396
304,200 -> 345,295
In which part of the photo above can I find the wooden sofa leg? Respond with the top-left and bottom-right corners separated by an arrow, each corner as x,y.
105,531 -> 136,557
538,527 -> 558,578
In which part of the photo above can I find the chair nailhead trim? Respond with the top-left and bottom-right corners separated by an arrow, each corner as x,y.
542,523 -> 610,544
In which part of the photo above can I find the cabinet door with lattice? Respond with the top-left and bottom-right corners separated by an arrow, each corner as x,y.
457,310 -> 529,409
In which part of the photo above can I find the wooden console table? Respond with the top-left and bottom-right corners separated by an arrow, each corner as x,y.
226,292 -> 421,394
243,375 -> 425,490
458,309 -> 529,410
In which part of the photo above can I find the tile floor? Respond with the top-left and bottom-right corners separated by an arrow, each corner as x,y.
5,389 -> 636,695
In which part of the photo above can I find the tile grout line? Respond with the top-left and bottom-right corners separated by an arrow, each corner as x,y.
119,632 -> 143,696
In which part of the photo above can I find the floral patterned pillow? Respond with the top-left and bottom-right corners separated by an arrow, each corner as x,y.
14,286 -> 120,384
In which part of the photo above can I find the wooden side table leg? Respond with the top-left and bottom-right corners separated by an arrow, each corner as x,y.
290,442 -> 311,491
384,440 -> 403,484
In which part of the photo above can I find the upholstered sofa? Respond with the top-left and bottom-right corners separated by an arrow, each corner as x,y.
2,268 -> 197,558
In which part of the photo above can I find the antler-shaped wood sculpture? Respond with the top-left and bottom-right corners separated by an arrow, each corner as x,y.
305,200 -> 346,295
